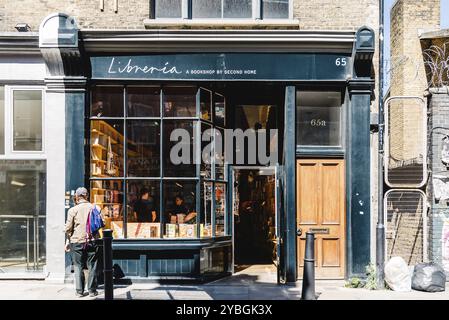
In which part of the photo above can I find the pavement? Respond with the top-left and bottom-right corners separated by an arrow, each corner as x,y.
0,265 -> 448,300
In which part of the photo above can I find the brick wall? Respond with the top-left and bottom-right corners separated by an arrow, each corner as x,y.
0,0 -> 378,32
429,91 -> 449,274
0,0 -> 151,31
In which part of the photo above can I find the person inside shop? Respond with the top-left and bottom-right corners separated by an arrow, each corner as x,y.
133,187 -> 158,223
168,195 -> 196,224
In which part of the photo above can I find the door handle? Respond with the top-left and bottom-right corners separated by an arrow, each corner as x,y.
296,228 -> 302,237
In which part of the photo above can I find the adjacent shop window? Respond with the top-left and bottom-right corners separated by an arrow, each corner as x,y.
192,0 -> 252,18
296,91 -> 343,147
13,90 -> 43,152
155,0 -> 182,18
89,85 -> 227,240
0,86 -> 4,154
0,160 -> 46,272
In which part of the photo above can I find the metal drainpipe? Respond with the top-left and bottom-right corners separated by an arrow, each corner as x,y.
376,0 -> 386,289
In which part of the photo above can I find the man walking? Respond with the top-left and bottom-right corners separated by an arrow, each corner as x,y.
64,187 -> 102,298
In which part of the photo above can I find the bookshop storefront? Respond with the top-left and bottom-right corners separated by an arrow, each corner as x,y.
39,14 -> 375,283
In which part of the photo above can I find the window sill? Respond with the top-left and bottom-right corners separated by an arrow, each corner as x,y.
143,18 -> 300,29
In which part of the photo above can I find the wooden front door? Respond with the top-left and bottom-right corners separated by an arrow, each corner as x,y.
296,159 -> 346,279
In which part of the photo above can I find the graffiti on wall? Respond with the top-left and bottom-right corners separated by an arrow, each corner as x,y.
442,217 -> 449,272
423,42 -> 449,88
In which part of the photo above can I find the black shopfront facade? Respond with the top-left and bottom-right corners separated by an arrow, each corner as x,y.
51,26 -> 375,283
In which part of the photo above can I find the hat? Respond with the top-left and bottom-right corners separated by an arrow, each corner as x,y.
75,187 -> 88,198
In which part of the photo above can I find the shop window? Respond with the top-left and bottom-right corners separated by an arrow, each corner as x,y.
0,160 -> 46,272
12,90 -> 43,152
214,93 -> 225,128
192,0 -> 252,19
163,86 -> 197,117
88,85 -> 228,240
91,86 -> 124,118
215,183 -> 226,236
163,181 -> 198,239
296,91 -> 343,147
155,0 -> 182,18
90,179 -> 124,239
127,86 -> 161,117
163,120 -> 196,177
0,86 -> 4,154
126,180 -> 161,239
90,120 -> 124,178
262,0 -> 289,18
127,120 -> 160,177
200,181 -> 213,238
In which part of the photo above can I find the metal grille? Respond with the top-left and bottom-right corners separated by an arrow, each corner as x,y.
385,190 -> 427,265
385,97 -> 427,188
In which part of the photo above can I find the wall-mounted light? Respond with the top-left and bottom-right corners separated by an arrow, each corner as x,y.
15,23 -> 31,32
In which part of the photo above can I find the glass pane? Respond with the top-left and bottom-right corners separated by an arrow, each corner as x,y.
199,88 -> 212,121
200,181 -> 213,238
90,180 -> 124,239
0,86 -> 4,154
163,86 -> 197,117
215,183 -> 226,236
0,160 -> 46,272
192,0 -> 221,18
126,180 -> 161,239
163,120 -> 196,177
127,120 -> 161,177
13,90 -> 42,151
263,0 -> 289,18
90,120 -> 124,178
201,123 -> 212,179
223,0 -> 252,18
296,91 -> 342,146
214,93 -> 225,127
127,86 -> 160,117
215,128 -> 225,180
163,181 -> 197,239
156,0 -> 182,18
91,86 -> 123,118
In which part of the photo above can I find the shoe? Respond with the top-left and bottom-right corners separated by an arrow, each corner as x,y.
89,291 -> 99,297
76,292 -> 87,298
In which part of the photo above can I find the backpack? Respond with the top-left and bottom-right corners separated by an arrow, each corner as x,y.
86,205 -> 105,240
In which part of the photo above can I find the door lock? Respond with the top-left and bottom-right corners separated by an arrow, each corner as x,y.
296,228 -> 302,236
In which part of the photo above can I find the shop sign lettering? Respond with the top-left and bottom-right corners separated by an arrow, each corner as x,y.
92,53 -> 352,81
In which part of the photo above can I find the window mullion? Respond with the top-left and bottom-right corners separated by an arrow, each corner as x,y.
182,0 -> 190,19
253,0 -> 262,20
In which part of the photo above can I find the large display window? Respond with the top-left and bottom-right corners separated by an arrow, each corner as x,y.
89,85 -> 228,240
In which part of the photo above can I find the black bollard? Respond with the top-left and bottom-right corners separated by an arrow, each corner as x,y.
102,229 -> 114,300
301,232 -> 316,300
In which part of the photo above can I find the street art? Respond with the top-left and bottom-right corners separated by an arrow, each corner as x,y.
423,42 -> 449,88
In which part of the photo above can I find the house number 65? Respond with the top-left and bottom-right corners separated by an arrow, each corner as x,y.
311,119 -> 327,127
335,58 -> 347,67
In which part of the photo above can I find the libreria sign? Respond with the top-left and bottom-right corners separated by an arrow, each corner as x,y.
91,53 -> 352,81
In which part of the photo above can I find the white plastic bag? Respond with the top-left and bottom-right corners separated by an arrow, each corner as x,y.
384,257 -> 412,292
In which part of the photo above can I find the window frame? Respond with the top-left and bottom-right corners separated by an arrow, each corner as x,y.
0,86 -> 46,158
152,0 -> 293,20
